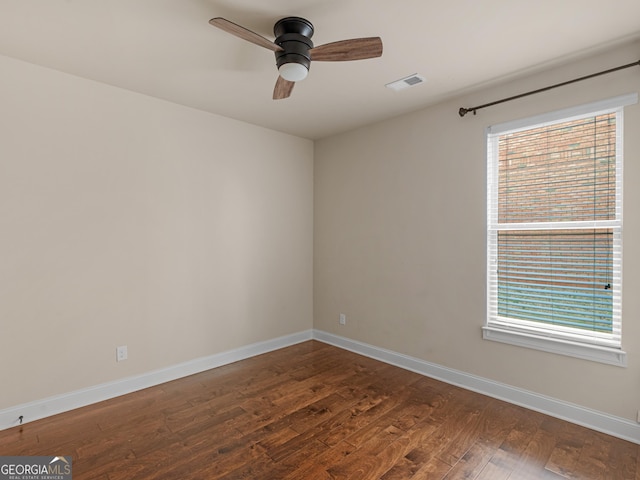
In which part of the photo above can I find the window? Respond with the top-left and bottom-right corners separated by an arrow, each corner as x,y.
484,94 -> 637,366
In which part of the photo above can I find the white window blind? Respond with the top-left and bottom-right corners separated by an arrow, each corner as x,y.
485,94 -> 636,365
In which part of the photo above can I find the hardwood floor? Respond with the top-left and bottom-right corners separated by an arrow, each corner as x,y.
1,341 -> 638,479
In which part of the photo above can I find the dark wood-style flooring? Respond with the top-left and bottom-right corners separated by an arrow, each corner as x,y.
1,340 -> 638,479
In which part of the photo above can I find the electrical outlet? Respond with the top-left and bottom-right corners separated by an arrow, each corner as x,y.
116,345 -> 128,362
339,313 -> 346,325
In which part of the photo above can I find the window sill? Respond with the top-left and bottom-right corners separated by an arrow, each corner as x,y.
482,326 -> 627,367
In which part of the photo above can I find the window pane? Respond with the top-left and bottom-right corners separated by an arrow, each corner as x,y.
498,114 -> 616,223
497,229 -> 613,332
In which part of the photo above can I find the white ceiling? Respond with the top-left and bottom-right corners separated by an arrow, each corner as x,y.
1,0 -> 639,139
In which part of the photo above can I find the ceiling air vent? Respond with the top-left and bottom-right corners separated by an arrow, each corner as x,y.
385,74 -> 426,91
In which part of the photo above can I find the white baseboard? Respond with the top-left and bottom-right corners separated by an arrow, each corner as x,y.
312,329 -> 640,445
0,330 -> 313,432
3,328 -> 638,445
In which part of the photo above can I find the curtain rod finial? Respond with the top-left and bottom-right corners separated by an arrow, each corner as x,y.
459,107 -> 469,117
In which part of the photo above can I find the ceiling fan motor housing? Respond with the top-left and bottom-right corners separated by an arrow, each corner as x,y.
273,17 -> 314,74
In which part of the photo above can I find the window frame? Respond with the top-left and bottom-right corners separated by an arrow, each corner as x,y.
483,94 -> 637,367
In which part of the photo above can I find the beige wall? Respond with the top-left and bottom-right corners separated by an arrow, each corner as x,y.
314,40 -> 640,421
0,55 -> 313,410
3,37 -> 639,425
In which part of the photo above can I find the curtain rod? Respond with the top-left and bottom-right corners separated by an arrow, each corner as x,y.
458,59 -> 640,117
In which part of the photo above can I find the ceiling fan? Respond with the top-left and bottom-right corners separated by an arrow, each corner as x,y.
209,16 -> 383,100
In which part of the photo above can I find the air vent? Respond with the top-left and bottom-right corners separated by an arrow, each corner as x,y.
385,74 -> 426,91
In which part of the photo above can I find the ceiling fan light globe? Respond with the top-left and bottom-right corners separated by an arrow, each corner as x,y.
278,62 -> 308,82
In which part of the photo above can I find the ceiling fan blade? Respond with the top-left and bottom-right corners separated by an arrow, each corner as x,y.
273,76 -> 295,100
209,17 -> 283,52
310,37 -> 383,61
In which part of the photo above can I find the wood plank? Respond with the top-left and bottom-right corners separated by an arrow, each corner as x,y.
441,437 -> 499,480
544,423 -> 586,478
505,416 -> 565,479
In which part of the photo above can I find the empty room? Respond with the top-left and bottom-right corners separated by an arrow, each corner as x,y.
1,1 -> 640,478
